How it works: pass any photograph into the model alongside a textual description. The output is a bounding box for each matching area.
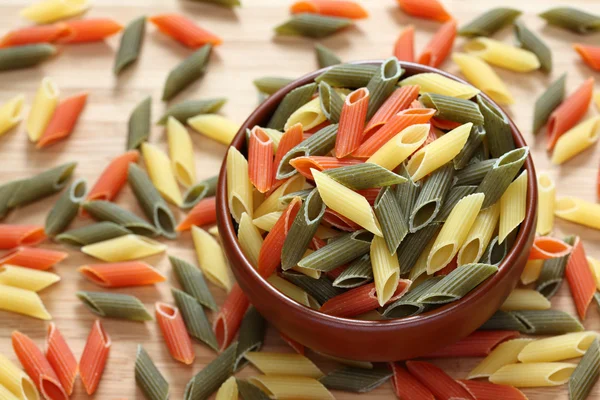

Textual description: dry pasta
[464,37,541,72]
[141,142,182,206]
[26,77,58,142]
[167,117,196,187]
[399,72,480,99]
[0,284,50,320]
[555,197,600,230]
[192,226,232,291]
[81,234,167,262]
[227,147,253,223]
[452,52,514,105]
[188,114,240,145]
[499,170,528,243]
[536,172,555,235]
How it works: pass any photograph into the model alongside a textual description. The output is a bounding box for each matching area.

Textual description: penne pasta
[177,197,216,231]
[0,284,50,320]
[552,116,600,164]
[156,302,195,365]
[0,95,25,137]
[464,37,540,72]
[57,18,122,44]
[135,346,169,400]
[0,24,67,47]
[79,261,165,288]
[533,74,566,134]
[366,123,429,170]
[268,275,319,309]
[20,0,89,24]
[458,8,521,37]
[457,202,500,265]
[248,127,274,194]
[521,259,544,285]
[490,362,576,387]
[290,0,368,19]
[390,363,434,400]
[26,77,59,143]
[424,330,520,358]
[170,255,216,310]
[0,225,45,250]
[518,332,599,363]
[182,175,218,210]
[458,380,527,400]
[320,366,392,393]
[171,288,218,350]
[274,14,353,39]
[393,26,414,62]
[192,226,232,290]
[0,45,56,71]
[284,97,326,132]
[248,376,334,400]
[188,114,239,146]
[184,344,237,400]
[245,352,323,378]
[500,289,551,311]
[399,72,480,99]
[81,234,166,262]
[45,178,87,236]
[167,117,196,187]
[477,147,529,209]
[113,16,146,75]
[529,236,571,260]
[569,337,600,400]
[226,147,253,222]
[574,44,600,71]
[235,306,267,370]
[514,20,552,73]
[335,88,369,157]
[86,150,139,204]
[452,53,514,105]
[79,320,110,395]
[418,20,456,68]
[45,323,77,396]
[150,13,221,48]
[365,57,403,120]
[56,222,131,247]
[370,235,400,306]
[555,196,600,230]
[499,170,528,243]
[468,338,534,379]
[0,353,39,400]
[164,45,213,101]
[214,284,250,351]
[536,235,577,298]
[406,361,473,400]
[141,142,182,206]
[396,0,452,22]
[0,265,59,292]
[0,247,67,270]
[539,7,600,34]
[215,376,238,400]
[565,237,596,320]
[83,200,157,237]
[536,173,555,235]
[314,43,341,68]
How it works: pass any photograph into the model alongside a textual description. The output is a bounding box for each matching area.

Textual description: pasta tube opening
[429,243,455,271]
[556,197,577,213]
[464,40,487,53]
[538,174,553,190]
[8,95,24,121]
[42,77,59,99]
[53,163,77,190]
[78,267,106,286]
[22,377,38,400]
[156,207,176,235]
[576,334,597,352]
[548,367,576,384]
[459,239,481,265]
[41,379,67,400]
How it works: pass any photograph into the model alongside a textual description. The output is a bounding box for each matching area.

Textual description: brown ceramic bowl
[217,61,537,361]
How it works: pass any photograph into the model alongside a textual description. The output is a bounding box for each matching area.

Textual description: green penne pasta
[76,291,153,321]
[320,366,393,393]
[157,98,227,125]
[458,8,522,37]
[45,178,87,236]
[253,76,294,95]
[514,20,552,73]
[315,63,378,88]
[135,345,169,400]
[397,223,439,275]
[184,342,237,400]
[0,180,22,220]
[236,379,270,400]
[454,125,485,169]
[298,230,373,272]
[278,189,313,209]
[8,162,76,208]
[395,163,420,209]
[324,163,406,190]
[276,123,338,179]
[162,44,212,101]
[0,44,56,71]
[418,263,498,304]
[479,310,528,331]
[83,200,158,237]
[315,44,341,68]
[569,338,600,400]
[127,96,151,150]
[235,307,266,370]
[383,276,443,318]
[420,93,484,125]
[56,222,132,246]
[477,96,515,158]
[282,271,344,304]
[455,159,496,186]
[267,82,317,130]
[189,0,241,6]
[532,74,566,134]
[128,164,177,239]
[365,57,404,119]
[172,288,218,350]
[281,189,325,270]
[318,81,344,123]
[512,310,584,335]
[434,185,478,223]
[374,186,408,255]
[536,235,575,298]
[539,7,600,34]
[114,16,146,75]
[170,256,217,311]
[274,14,353,38]
[480,236,509,266]
[476,147,529,209]
[409,163,454,233]
[181,176,218,210]
[332,254,373,288]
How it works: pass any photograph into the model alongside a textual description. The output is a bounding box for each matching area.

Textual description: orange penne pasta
[86,150,140,203]
[290,0,368,19]
[12,331,68,400]
[431,117,461,130]
[547,77,594,150]
[364,85,420,137]
[249,127,275,193]
[354,108,436,157]
[0,225,46,249]
[58,18,122,44]
[213,283,250,351]
[423,330,519,358]
[37,93,88,148]
[335,88,370,157]
[289,156,362,180]
[396,0,452,22]
[574,44,600,71]
[0,246,67,270]
[149,14,222,48]
[418,20,456,68]
[391,363,435,400]
[393,26,415,63]
[565,237,596,320]
[273,123,304,180]
[78,261,166,287]
[46,323,78,395]
[528,236,572,260]
[79,320,111,395]
[155,302,195,364]
[355,188,380,206]
[280,331,305,355]
[457,380,527,400]
[406,361,473,400]
[0,24,69,47]
[323,208,362,231]
[176,197,217,231]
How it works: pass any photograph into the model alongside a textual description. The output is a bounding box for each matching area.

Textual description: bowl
[216,61,538,361]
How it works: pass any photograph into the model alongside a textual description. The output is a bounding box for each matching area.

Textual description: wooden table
[0,0,599,398]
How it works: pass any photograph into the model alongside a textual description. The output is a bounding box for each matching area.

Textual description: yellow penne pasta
[26,77,59,142]
[500,288,551,311]
[399,73,480,99]
[0,284,50,320]
[244,352,324,379]
[0,353,39,400]
[20,0,89,24]
[409,234,438,281]
[267,275,319,309]
[489,363,576,387]
[192,226,232,291]
[81,234,167,262]
[0,265,60,292]
[518,332,599,363]
[427,193,484,274]
[253,188,265,212]
[167,117,196,187]
[0,384,20,400]
[452,53,514,105]
[457,202,500,265]
[238,212,263,268]
[499,170,528,243]
[464,38,540,72]
[252,211,282,232]
[588,257,600,291]
[284,97,326,131]
[551,117,600,165]
[141,142,182,206]
[407,123,472,181]
[520,259,544,285]
[366,124,430,170]
[468,338,533,379]
[188,114,240,145]
[227,147,253,223]
[595,92,600,110]
[215,376,237,400]
[248,376,334,400]
[208,225,220,237]
[555,196,600,230]
[313,170,382,236]
[371,235,400,306]
[0,95,25,137]
[262,128,282,151]
[253,175,305,218]
[291,265,321,279]
[536,172,555,235]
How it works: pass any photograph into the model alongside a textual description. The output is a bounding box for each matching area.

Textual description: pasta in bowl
[217,59,537,361]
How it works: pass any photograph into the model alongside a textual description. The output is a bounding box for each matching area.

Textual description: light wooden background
[0,0,599,399]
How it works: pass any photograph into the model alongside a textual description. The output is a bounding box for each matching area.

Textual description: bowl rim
[217,60,538,330]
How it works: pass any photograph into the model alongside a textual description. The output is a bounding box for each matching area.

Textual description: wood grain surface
[0,0,599,399]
